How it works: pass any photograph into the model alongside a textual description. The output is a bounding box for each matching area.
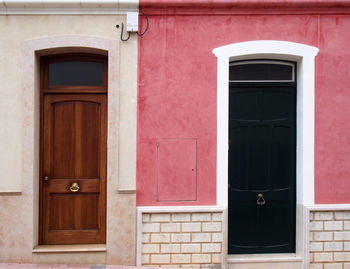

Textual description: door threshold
[227,253,302,263]
[33,244,106,253]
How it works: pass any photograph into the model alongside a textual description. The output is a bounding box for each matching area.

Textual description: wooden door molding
[40,53,108,94]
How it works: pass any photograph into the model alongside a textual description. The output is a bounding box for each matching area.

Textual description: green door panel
[228,85,296,254]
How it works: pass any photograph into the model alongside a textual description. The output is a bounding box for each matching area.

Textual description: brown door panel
[41,93,107,245]
[45,230,103,245]
[44,179,100,193]
[48,193,99,230]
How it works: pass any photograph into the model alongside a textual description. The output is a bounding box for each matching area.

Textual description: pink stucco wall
[137,2,350,205]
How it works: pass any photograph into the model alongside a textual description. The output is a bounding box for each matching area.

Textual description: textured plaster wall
[137,9,350,205]
[0,14,137,192]
[315,16,350,203]
[137,12,319,205]
[0,15,137,264]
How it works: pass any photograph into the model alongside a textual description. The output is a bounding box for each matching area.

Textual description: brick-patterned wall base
[310,211,350,269]
[141,212,223,267]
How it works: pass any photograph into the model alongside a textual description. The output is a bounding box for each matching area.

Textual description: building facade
[136,1,350,269]
[0,0,138,265]
[1,1,350,269]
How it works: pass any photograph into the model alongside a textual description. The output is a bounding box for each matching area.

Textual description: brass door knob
[256,193,266,206]
[70,182,80,192]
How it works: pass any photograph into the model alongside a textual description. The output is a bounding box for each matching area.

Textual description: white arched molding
[213,41,318,266]
[212,40,319,208]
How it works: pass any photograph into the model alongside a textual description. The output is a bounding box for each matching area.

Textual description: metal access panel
[157,138,197,202]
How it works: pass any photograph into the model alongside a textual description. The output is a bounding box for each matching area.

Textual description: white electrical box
[126,12,139,32]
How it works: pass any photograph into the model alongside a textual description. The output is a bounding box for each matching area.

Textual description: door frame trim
[213,40,319,268]
[22,35,119,249]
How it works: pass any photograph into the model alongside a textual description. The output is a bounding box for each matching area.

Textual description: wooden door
[41,94,107,244]
[40,54,107,245]
[228,84,296,253]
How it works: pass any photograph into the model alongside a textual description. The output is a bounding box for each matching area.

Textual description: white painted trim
[212,40,319,207]
[221,208,228,269]
[0,0,138,14]
[307,204,350,211]
[227,253,303,263]
[212,40,319,268]
[138,206,226,213]
[303,205,311,269]
[136,208,143,267]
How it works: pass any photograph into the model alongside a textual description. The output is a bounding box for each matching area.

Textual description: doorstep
[32,245,106,265]
[33,244,106,253]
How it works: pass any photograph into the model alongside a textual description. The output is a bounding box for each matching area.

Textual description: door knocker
[256,193,266,206]
[70,182,80,192]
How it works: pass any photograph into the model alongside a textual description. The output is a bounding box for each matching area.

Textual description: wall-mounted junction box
[127,12,139,32]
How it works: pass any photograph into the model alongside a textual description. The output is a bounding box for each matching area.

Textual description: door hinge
[157,140,159,148]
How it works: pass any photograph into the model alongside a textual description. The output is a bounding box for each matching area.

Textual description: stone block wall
[310,211,350,269]
[141,212,223,267]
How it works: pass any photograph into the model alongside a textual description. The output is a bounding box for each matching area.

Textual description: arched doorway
[39,54,107,244]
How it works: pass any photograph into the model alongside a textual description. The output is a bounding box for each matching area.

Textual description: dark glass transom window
[49,61,105,86]
[229,60,295,82]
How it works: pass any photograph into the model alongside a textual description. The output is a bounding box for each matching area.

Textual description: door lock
[43,176,49,181]
[256,193,266,206]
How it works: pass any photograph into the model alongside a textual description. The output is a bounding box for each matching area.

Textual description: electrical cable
[117,10,149,42]
[120,22,131,42]
[137,10,149,37]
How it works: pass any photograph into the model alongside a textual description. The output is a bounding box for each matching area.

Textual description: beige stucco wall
[0,14,137,264]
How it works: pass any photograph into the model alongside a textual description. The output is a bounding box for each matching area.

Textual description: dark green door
[228,80,296,254]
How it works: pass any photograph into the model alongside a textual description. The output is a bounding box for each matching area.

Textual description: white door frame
[213,40,319,267]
